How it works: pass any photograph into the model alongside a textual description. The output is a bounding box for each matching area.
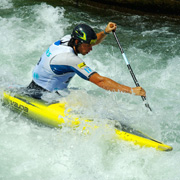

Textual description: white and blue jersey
[32,35,96,92]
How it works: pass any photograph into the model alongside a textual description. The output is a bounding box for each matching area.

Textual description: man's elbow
[89,73,105,87]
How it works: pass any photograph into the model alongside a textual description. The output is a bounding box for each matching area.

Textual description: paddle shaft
[113,31,152,111]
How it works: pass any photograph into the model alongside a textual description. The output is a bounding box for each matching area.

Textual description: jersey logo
[84,67,92,73]
[46,48,51,57]
[78,62,86,69]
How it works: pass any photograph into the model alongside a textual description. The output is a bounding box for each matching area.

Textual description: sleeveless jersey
[32,35,96,92]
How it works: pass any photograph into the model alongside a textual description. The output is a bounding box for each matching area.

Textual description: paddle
[112,31,152,111]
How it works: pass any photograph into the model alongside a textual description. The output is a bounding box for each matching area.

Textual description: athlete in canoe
[27,22,146,97]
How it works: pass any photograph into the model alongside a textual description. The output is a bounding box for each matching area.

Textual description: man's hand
[131,87,146,97]
[105,22,117,33]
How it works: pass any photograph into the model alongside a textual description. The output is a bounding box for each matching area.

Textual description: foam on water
[0,1,67,87]
[0,1,180,179]
[0,0,13,9]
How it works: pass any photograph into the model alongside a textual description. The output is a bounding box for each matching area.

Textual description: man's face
[78,43,92,55]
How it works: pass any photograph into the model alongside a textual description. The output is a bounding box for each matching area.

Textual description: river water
[0,0,180,179]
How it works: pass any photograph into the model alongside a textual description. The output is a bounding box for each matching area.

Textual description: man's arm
[89,72,146,96]
[93,22,117,45]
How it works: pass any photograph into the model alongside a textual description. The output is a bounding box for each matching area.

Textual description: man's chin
[81,51,90,55]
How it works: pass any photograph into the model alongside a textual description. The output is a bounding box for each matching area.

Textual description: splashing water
[0,1,180,179]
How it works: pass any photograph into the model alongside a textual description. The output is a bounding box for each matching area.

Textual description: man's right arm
[89,72,146,96]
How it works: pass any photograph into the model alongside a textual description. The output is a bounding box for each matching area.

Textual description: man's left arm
[93,22,117,45]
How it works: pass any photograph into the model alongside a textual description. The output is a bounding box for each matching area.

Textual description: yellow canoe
[2,90,173,151]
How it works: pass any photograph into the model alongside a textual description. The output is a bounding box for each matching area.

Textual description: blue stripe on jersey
[71,67,88,80]
[50,65,74,75]
[54,40,61,46]
[50,65,88,80]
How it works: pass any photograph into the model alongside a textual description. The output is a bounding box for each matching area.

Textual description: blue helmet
[71,24,97,45]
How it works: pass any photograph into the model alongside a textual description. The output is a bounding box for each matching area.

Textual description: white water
[0,1,180,179]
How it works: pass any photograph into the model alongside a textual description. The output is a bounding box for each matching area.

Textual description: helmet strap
[68,38,80,55]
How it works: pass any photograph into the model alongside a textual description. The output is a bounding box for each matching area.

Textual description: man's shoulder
[51,34,72,53]
[60,35,71,43]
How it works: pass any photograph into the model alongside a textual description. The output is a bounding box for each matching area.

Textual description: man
[27,22,146,98]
